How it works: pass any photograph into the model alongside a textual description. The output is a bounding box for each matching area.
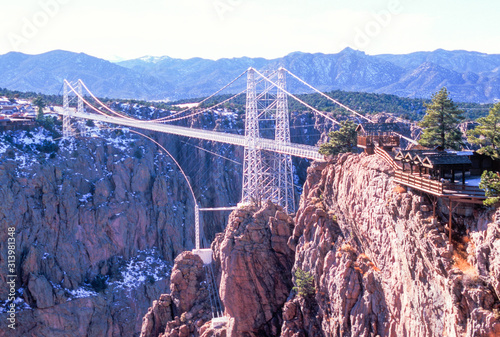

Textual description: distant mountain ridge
[0,48,499,103]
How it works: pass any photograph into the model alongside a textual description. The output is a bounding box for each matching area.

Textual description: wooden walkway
[375,147,486,204]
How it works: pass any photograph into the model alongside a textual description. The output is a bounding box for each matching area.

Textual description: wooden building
[356,123,400,154]
[394,150,472,184]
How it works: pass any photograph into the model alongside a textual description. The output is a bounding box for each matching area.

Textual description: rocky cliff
[0,126,241,337]
[143,152,500,337]
[283,153,500,336]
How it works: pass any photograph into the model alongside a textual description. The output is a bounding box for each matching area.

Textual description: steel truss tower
[241,68,295,212]
[241,68,263,206]
[274,68,295,212]
[62,80,85,138]
[62,81,73,138]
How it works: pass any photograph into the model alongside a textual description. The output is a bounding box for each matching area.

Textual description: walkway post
[448,199,453,243]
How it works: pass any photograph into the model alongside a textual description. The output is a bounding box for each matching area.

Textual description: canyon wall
[143,152,500,337]
[0,127,241,337]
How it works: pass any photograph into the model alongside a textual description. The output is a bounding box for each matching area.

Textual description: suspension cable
[157,70,276,123]
[283,68,373,123]
[77,80,141,121]
[180,140,242,165]
[251,68,340,125]
[152,69,249,122]
[158,89,246,123]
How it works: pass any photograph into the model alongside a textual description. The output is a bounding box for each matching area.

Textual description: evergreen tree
[293,268,315,298]
[468,102,500,159]
[33,96,46,120]
[319,120,358,156]
[418,87,464,150]
[479,170,500,206]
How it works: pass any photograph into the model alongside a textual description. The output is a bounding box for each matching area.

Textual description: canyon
[0,112,498,336]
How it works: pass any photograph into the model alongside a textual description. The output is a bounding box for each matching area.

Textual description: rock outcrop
[142,201,296,337]
[141,251,213,337]
[282,153,500,337]
[213,201,295,336]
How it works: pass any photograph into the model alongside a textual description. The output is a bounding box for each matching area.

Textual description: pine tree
[418,87,464,150]
[33,96,46,120]
[319,120,358,156]
[479,170,500,206]
[293,268,315,298]
[468,102,500,159]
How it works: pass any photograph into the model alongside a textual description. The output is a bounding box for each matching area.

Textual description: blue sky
[1,0,499,60]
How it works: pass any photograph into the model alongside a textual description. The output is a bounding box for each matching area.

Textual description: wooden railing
[357,135,400,148]
[394,170,444,195]
[374,146,401,170]
[394,171,486,199]
[443,183,485,197]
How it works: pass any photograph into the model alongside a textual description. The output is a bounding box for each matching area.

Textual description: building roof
[422,154,472,167]
[355,123,401,134]
[395,150,440,162]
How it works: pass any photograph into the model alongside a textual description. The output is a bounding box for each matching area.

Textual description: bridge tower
[241,68,295,212]
[62,81,73,138]
[62,80,85,138]
[241,68,264,206]
[274,68,295,212]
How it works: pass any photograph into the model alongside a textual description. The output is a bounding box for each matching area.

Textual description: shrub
[479,171,500,206]
[36,140,59,153]
[293,268,315,298]
[133,148,143,159]
[90,274,108,293]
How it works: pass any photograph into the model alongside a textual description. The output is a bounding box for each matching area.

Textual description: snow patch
[69,287,98,299]
[112,248,171,290]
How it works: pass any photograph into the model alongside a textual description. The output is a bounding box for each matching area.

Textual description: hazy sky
[1,0,499,60]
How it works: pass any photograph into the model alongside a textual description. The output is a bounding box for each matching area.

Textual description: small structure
[421,154,472,184]
[192,249,213,265]
[356,123,400,154]
[211,317,228,328]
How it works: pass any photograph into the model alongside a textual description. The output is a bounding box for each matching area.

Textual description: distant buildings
[0,96,37,130]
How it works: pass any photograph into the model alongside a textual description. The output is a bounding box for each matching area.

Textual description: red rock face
[213,201,295,336]
[143,152,500,337]
[0,134,240,337]
[282,153,500,337]
[142,202,296,337]
[141,251,213,337]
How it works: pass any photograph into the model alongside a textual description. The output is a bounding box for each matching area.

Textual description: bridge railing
[358,135,400,148]
[374,146,400,170]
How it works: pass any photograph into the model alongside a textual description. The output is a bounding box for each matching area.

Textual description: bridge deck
[56,109,325,161]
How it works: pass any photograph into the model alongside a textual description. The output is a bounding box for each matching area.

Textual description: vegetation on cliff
[318,120,358,157]
[418,87,465,150]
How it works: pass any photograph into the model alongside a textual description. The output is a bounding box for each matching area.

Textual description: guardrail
[443,183,485,196]
[358,135,400,148]
[394,170,444,195]
[374,146,400,170]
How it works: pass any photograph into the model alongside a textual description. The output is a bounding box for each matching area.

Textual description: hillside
[0,50,173,100]
[1,49,500,103]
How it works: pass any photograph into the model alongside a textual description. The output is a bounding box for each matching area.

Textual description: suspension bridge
[56,67,376,323]
[57,67,376,244]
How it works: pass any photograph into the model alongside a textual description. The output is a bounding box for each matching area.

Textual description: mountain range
[0,48,499,103]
